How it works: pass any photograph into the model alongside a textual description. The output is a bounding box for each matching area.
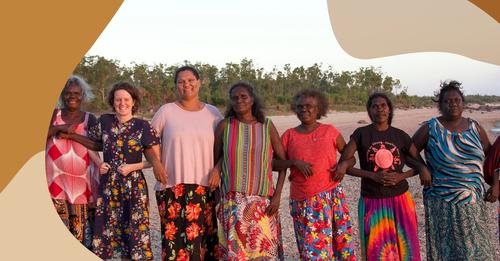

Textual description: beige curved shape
[0,152,100,260]
[327,0,500,65]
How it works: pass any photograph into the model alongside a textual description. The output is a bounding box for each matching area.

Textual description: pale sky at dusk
[87,0,500,96]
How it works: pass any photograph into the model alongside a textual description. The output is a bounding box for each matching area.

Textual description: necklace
[297,122,319,134]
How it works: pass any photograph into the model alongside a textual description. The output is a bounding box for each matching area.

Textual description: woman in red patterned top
[281,89,355,260]
[45,75,102,248]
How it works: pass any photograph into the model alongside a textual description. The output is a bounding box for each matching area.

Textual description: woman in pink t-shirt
[281,89,355,260]
[151,66,222,260]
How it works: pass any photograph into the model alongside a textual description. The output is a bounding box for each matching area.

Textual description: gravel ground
[142,168,500,260]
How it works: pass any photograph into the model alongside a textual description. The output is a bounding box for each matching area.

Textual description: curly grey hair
[58,75,94,108]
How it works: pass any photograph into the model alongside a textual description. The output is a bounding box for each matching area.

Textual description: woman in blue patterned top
[413,80,494,260]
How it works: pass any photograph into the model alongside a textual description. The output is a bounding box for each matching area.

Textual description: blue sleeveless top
[424,117,486,205]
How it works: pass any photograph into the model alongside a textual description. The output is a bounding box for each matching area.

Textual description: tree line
[73,55,500,116]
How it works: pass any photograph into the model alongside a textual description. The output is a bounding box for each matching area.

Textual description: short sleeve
[350,127,362,150]
[281,129,291,153]
[141,120,160,148]
[208,105,224,129]
[328,125,340,149]
[400,130,412,153]
[86,112,98,131]
[88,117,102,142]
[151,105,166,137]
[212,106,223,121]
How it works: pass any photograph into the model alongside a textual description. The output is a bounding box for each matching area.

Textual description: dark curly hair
[433,80,465,113]
[174,65,200,84]
[107,81,141,114]
[225,81,266,123]
[290,89,329,119]
[366,92,394,125]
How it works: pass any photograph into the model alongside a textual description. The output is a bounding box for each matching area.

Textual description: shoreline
[270,107,499,141]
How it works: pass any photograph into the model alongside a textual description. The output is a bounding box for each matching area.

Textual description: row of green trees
[73,55,499,115]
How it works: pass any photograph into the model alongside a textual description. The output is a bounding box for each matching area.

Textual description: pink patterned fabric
[45,110,98,204]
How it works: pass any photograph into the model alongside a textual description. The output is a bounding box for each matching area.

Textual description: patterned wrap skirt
[359,191,421,261]
[424,196,494,261]
[92,171,153,261]
[156,183,219,261]
[52,199,94,249]
[218,191,284,261]
[289,185,355,260]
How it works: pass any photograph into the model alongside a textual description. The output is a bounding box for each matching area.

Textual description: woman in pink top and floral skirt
[151,66,223,261]
[281,89,355,260]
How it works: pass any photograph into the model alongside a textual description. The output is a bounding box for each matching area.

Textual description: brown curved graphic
[470,0,500,23]
[0,1,123,192]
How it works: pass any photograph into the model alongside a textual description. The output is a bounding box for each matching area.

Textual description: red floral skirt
[156,183,220,261]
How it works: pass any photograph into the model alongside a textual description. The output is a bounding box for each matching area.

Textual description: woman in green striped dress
[208,81,287,260]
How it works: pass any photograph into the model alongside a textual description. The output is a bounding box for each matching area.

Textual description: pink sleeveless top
[45,110,99,204]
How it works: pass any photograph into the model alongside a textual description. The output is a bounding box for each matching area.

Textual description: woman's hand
[52,124,71,138]
[371,171,385,184]
[381,171,406,186]
[55,123,78,139]
[99,162,110,175]
[153,165,167,185]
[117,164,135,176]
[293,160,313,178]
[58,123,76,134]
[266,193,281,216]
[207,167,221,190]
[419,168,432,187]
[143,146,167,185]
[485,183,499,203]
[331,161,348,182]
[88,202,96,209]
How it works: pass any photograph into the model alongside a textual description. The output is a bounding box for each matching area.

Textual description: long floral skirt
[156,183,219,261]
[289,185,355,260]
[424,196,494,261]
[52,199,94,249]
[359,191,421,261]
[92,171,152,260]
[218,191,284,260]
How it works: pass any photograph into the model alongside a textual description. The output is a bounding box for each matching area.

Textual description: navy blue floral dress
[89,114,159,261]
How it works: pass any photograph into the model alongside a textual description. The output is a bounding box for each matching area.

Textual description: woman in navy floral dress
[89,82,166,261]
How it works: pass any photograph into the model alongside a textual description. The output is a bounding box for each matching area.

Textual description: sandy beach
[142,107,499,260]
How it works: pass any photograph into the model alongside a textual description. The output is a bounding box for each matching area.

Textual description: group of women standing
[46,69,498,261]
